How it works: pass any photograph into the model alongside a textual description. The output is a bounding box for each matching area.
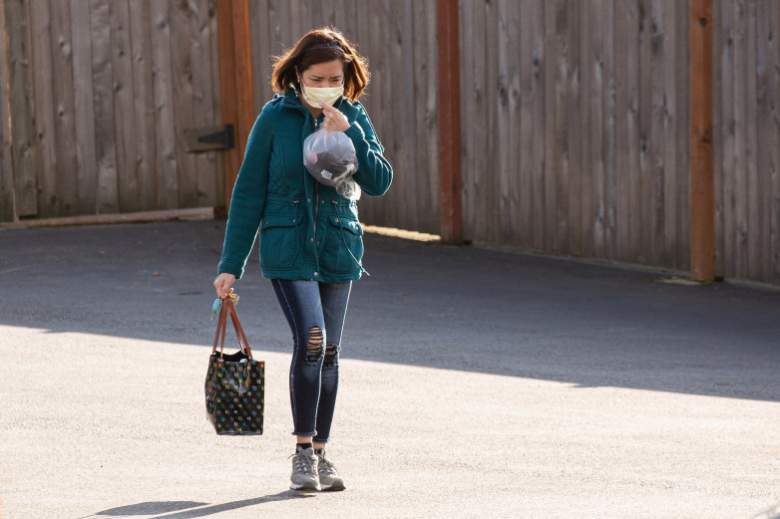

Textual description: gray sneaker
[288,447,320,492]
[316,448,345,491]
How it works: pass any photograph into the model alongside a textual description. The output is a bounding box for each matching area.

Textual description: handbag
[204,289,265,435]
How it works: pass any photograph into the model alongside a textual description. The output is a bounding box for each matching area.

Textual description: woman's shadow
[77,491,316,518]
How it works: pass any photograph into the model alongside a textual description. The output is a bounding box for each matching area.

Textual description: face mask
[298,75,344,108]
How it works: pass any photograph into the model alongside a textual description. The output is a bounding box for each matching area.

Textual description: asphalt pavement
[1,219,778,519]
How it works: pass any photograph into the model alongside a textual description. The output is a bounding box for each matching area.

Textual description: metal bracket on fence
[184,124,235,152]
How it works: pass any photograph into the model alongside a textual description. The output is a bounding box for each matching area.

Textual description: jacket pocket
[259,211,304,269]
[321,215,364,274]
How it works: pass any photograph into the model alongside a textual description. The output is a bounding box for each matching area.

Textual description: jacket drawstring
[337,227,371,277]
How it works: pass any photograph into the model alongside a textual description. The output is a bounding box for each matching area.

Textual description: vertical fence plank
[533,0,547,252]
[603,0,617,260]
[484,0,498,243]
[745,0,759,280]
[614,1,639,261]
[676,0,690,270]
[734,0,749,279]
[713,0,724,277]
[49,0,79,215]
[30,0,60,217]
[399,0,417,231]
[191,0,218,208]
[379,0,394,225]
[459,0,473,240]
[544,0,563,253]
[466,0,488,242]
[0,0,13,222]
[71,0,98,213]
[2,0,38,220]
[364,0,384,225]
[389,0,403,229]
[566,0,581,255]
[656,0,685,266]
[149,0,179,209]
[649,0,666,266]
[477,0,490,242]
[208,0,223,206]
[770,0,780,285]
[519,0,546,251]
[755,0,772,281]
[128,0,158,210]
[628,1,642,263]
[580,0,593,258]
[413,0,438,233]
[638,0,652,264]
[690,0,715,280]
[89,0,120,214]
[170,2,199,208]
[499,0,522,244]
[718,0,734,277]
[581,0,596,258]
[496,0,512,243]
[251,0,272,102]
[111,0,142,212]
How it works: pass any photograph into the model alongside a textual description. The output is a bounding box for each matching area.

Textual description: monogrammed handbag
[205,290,265,435]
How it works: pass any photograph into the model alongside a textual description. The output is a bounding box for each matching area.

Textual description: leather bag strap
[211,294,253,361]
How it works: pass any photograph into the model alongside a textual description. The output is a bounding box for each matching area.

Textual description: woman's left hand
[321,103,350,132]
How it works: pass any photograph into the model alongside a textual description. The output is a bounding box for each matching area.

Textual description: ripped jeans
[270,278,352,443]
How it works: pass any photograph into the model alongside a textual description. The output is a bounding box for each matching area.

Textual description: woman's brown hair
[270,27,370,101]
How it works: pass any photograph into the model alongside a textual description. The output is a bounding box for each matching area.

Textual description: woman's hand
[321,103,350,132]
[213,273,236,298]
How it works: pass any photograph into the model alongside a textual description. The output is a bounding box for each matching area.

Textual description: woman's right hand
[213,273,236,299]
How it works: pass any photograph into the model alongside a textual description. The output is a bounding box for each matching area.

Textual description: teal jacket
[217,87,393,283]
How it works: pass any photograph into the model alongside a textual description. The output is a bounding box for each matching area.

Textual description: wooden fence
[457,0,778,285]
[715,0,779,285]
[0,0,223,221]
[1,0,778,285]
[460,0,692,271]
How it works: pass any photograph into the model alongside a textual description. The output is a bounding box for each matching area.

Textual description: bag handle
[211,291,254,362]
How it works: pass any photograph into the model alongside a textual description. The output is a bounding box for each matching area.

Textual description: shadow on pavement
[1,220,779,403]
[79,491,312,518]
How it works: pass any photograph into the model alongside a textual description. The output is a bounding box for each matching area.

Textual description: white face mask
[298,75,344,108]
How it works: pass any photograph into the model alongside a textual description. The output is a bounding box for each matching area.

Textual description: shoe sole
[290,482,321,493]
[320,481,346,492]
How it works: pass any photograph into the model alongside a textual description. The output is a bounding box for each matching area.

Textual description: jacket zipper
[313,115,320,262]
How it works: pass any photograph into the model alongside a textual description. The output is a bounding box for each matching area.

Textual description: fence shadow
[1,220,779,404]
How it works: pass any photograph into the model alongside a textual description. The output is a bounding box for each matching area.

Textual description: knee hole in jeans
[305,325,324,363]
[324,342,340,368]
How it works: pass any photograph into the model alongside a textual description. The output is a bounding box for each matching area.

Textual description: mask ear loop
[295,69,303,94]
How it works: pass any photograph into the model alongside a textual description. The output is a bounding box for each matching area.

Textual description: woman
[212,27,393,493]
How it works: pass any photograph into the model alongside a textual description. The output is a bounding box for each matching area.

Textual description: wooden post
[215,0,255,216]
[689,0,715,281]
[436,0,464,243]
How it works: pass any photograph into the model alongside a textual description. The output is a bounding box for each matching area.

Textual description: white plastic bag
[303,128,361,200]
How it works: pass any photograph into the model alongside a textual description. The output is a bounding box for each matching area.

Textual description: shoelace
[288,452,317,475]
[317,453,337,475]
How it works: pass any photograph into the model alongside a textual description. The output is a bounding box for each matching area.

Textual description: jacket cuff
[217,260,243,280]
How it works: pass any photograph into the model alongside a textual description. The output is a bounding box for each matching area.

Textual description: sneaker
[315,448,346,491]
[288,446,321,492]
